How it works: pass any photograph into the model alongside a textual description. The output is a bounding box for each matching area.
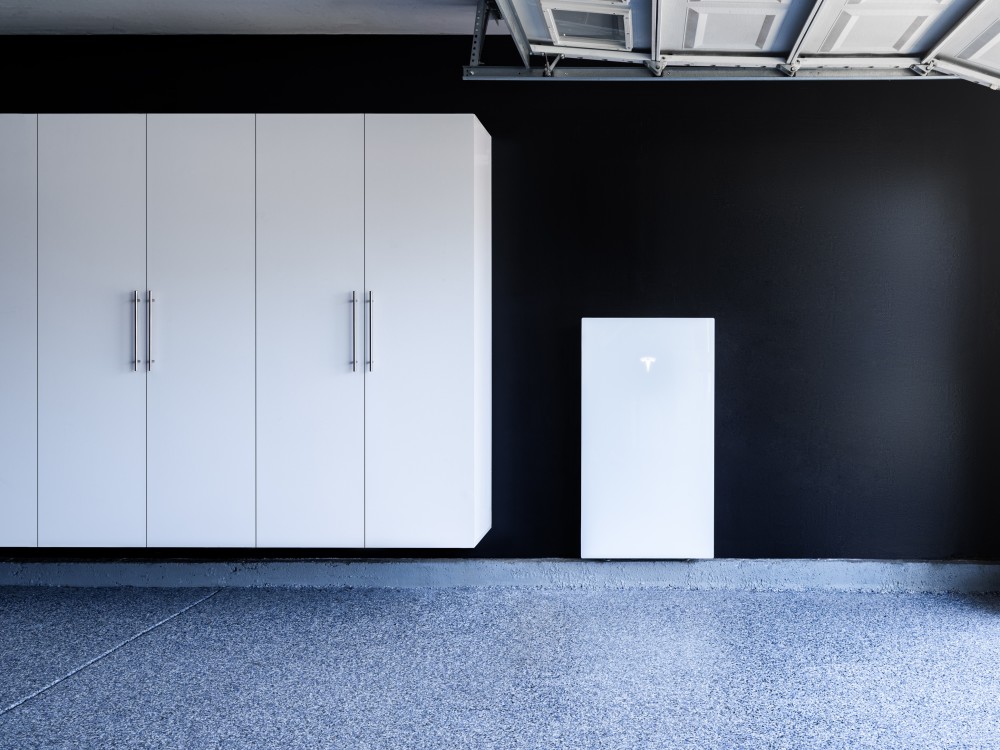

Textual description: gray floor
[1,587,999,749]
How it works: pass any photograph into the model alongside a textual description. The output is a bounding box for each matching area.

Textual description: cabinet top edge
[581,317,716,322]
[30,112,482,117]
[31,112,491,136]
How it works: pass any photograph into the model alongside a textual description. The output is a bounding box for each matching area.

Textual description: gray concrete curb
[1,559,999,592]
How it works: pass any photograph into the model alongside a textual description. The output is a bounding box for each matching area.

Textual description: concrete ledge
[1,559,1000,592]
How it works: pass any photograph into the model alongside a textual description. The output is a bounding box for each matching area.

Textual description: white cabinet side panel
[0,115,38,547]
[38,115,147,547]
[473,118,492,545]
[364,114,476,548]
[581,318,714,559]
[256,114,365,548]
[147,114,255,547]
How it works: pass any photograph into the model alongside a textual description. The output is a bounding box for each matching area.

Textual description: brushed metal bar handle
[132,290,140,372]
[146,291,154,372]
[367,291,373,372]
[351,291,357,373]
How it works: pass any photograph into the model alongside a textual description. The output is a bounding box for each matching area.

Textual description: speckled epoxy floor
[1,586,999,749]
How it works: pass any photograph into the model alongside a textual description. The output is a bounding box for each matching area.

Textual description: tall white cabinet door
[37,115,147,547]
[364,114,485,548]
[256,114,365,548]
[146,114,255,547]
[0,115,38,547]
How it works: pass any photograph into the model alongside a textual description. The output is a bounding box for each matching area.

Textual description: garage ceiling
[3,0,998,88]
[471,0,1000,88]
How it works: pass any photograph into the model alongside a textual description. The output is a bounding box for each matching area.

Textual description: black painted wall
[4,35,1000,560]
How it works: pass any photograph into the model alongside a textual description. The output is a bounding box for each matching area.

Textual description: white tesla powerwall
[581,318,715,559]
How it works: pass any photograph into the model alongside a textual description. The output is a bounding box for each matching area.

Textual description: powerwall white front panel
[581,318,714,559]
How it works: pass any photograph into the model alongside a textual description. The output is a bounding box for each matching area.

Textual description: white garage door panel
[798,0,954,55]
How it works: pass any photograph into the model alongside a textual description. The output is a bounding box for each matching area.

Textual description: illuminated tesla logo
[640,356,656,373]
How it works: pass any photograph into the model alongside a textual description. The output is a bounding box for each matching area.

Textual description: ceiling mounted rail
[466,0,1000,88]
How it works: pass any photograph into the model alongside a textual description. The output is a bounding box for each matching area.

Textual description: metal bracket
[644,59,667,77]
[777,61,799,77]
[492,0,533,68]
[470,0,502,67]
[931,58,1000,89]
[910,60,936,77]
[543,54,564,76]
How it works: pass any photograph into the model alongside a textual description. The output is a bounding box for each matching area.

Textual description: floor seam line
[0,588,221,717]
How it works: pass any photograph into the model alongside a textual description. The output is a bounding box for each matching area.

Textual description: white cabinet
[581,318,714,559]
[0,115,38,547]
[255,114,365,548]
[2,113,491,549]
[146,115,256,547]
[256,114,491,549]
[364,114,492,548]
[34,114,254,549]
[37,115,148,547]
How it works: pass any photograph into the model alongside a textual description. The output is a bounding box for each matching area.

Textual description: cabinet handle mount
[146,291,154,372]
[351,291,357,373]
[367,291,373,373]
[132,290,140,372]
